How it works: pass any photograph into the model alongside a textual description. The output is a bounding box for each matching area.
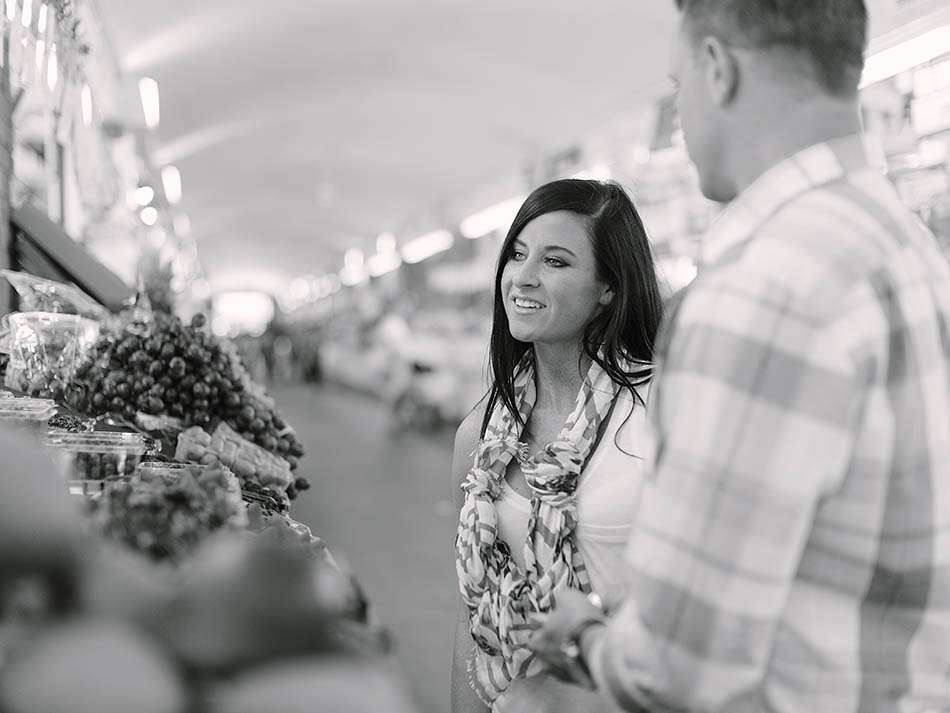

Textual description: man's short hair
[674,0,868,97]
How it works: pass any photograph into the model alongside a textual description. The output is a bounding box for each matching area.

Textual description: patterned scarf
[455,350,621,706]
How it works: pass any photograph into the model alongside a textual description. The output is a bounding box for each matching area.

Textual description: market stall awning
[11,203,134,312]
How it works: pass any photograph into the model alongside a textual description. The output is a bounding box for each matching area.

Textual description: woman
[452,179,663,713]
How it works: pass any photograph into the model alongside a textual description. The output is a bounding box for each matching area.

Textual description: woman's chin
[507,326,537,343]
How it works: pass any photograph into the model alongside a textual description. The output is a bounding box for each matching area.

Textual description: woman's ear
[599,287,613,306]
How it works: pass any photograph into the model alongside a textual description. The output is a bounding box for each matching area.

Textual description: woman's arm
[450,405,491,713]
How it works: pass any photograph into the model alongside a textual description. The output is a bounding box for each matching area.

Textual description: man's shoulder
[698,185,909,320]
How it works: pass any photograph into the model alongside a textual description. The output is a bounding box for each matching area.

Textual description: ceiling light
[460,196,525,239]
[368,252,402,277]
[401,229,454,264]
[288,277,310,302]
[344,248,365,270]
[81,84,93,127]
[139,77,160,130]
[339,267,367,287]
[135,186,154,206]
[161,165,182,205]
[140,206,158,226]
[861,24,950,88]
[340,248,368,286]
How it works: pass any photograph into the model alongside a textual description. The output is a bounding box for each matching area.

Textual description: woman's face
[501,211,611,347]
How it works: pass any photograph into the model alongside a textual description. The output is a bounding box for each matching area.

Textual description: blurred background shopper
[451,179,662,712]
[531,1,950,712]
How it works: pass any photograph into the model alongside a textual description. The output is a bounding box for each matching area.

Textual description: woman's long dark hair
[480,179,663,436]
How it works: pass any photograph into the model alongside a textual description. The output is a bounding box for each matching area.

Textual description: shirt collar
[700,133,877,270]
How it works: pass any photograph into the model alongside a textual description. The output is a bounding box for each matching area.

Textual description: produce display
[86,462,247,562]
[0,270,391,710]
[65,310,310,500]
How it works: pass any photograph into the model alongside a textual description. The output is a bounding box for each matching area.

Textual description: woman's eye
[511,250,526,262]
[545,257,566,267]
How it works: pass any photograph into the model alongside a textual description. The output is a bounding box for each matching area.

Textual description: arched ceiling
[97,0,677,291]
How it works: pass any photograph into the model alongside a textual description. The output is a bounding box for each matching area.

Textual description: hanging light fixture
[140,206,158,226]
[401,229,454,263]
[81,84,93,127]
[139,77,160,130]
[161,165,182,205]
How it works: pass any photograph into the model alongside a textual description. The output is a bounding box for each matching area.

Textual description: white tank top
[494,386,649,600]
[490,386,649,713]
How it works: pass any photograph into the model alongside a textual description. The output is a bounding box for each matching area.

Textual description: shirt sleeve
[590,273,862,712]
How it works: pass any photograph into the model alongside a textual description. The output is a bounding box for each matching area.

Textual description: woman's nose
[515,259,541,287]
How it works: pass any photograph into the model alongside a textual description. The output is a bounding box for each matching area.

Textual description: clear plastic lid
[66,479,108,496]
[45,430,149,454]
[135,461,204,479]
[0,396,57,421]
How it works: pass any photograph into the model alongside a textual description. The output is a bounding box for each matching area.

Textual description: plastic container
[3,312,100,394]
[45,431,149,481]
[65,479,117,496]
[134,461,206,485]
[0,395,57,439]
[0,396,57,422]
[1,270,108,320]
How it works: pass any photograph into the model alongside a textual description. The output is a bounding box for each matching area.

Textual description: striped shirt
[590,133,950,712]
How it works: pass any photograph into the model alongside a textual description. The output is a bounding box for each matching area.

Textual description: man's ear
[700,35,739,107]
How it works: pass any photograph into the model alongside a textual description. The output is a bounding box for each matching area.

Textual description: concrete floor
[274,382,459,713]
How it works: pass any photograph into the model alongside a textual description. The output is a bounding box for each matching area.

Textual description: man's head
[669,0,868,201]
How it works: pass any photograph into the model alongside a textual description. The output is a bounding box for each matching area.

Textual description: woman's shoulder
[455,400,488,456]
[451,400,490,509]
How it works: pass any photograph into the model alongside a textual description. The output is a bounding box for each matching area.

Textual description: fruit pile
[66,312,308,499]
[86,462,247,562]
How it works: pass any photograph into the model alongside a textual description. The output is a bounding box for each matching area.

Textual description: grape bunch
[67,313,307,494]
[69,312,230,427]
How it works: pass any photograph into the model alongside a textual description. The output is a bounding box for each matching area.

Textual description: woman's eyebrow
[513,239,576,258]
[544,245,577,258]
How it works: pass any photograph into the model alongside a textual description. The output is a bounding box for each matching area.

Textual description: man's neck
[729,97,862,197]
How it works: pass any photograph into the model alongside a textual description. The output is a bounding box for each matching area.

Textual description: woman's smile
[511,295,547,313]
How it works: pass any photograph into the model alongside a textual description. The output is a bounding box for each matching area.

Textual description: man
[530,1,950,711]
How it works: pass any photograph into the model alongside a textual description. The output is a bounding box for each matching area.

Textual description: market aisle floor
[272,382,459,713]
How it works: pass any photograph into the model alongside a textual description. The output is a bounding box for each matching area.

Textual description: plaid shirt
[590,134,950,712]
